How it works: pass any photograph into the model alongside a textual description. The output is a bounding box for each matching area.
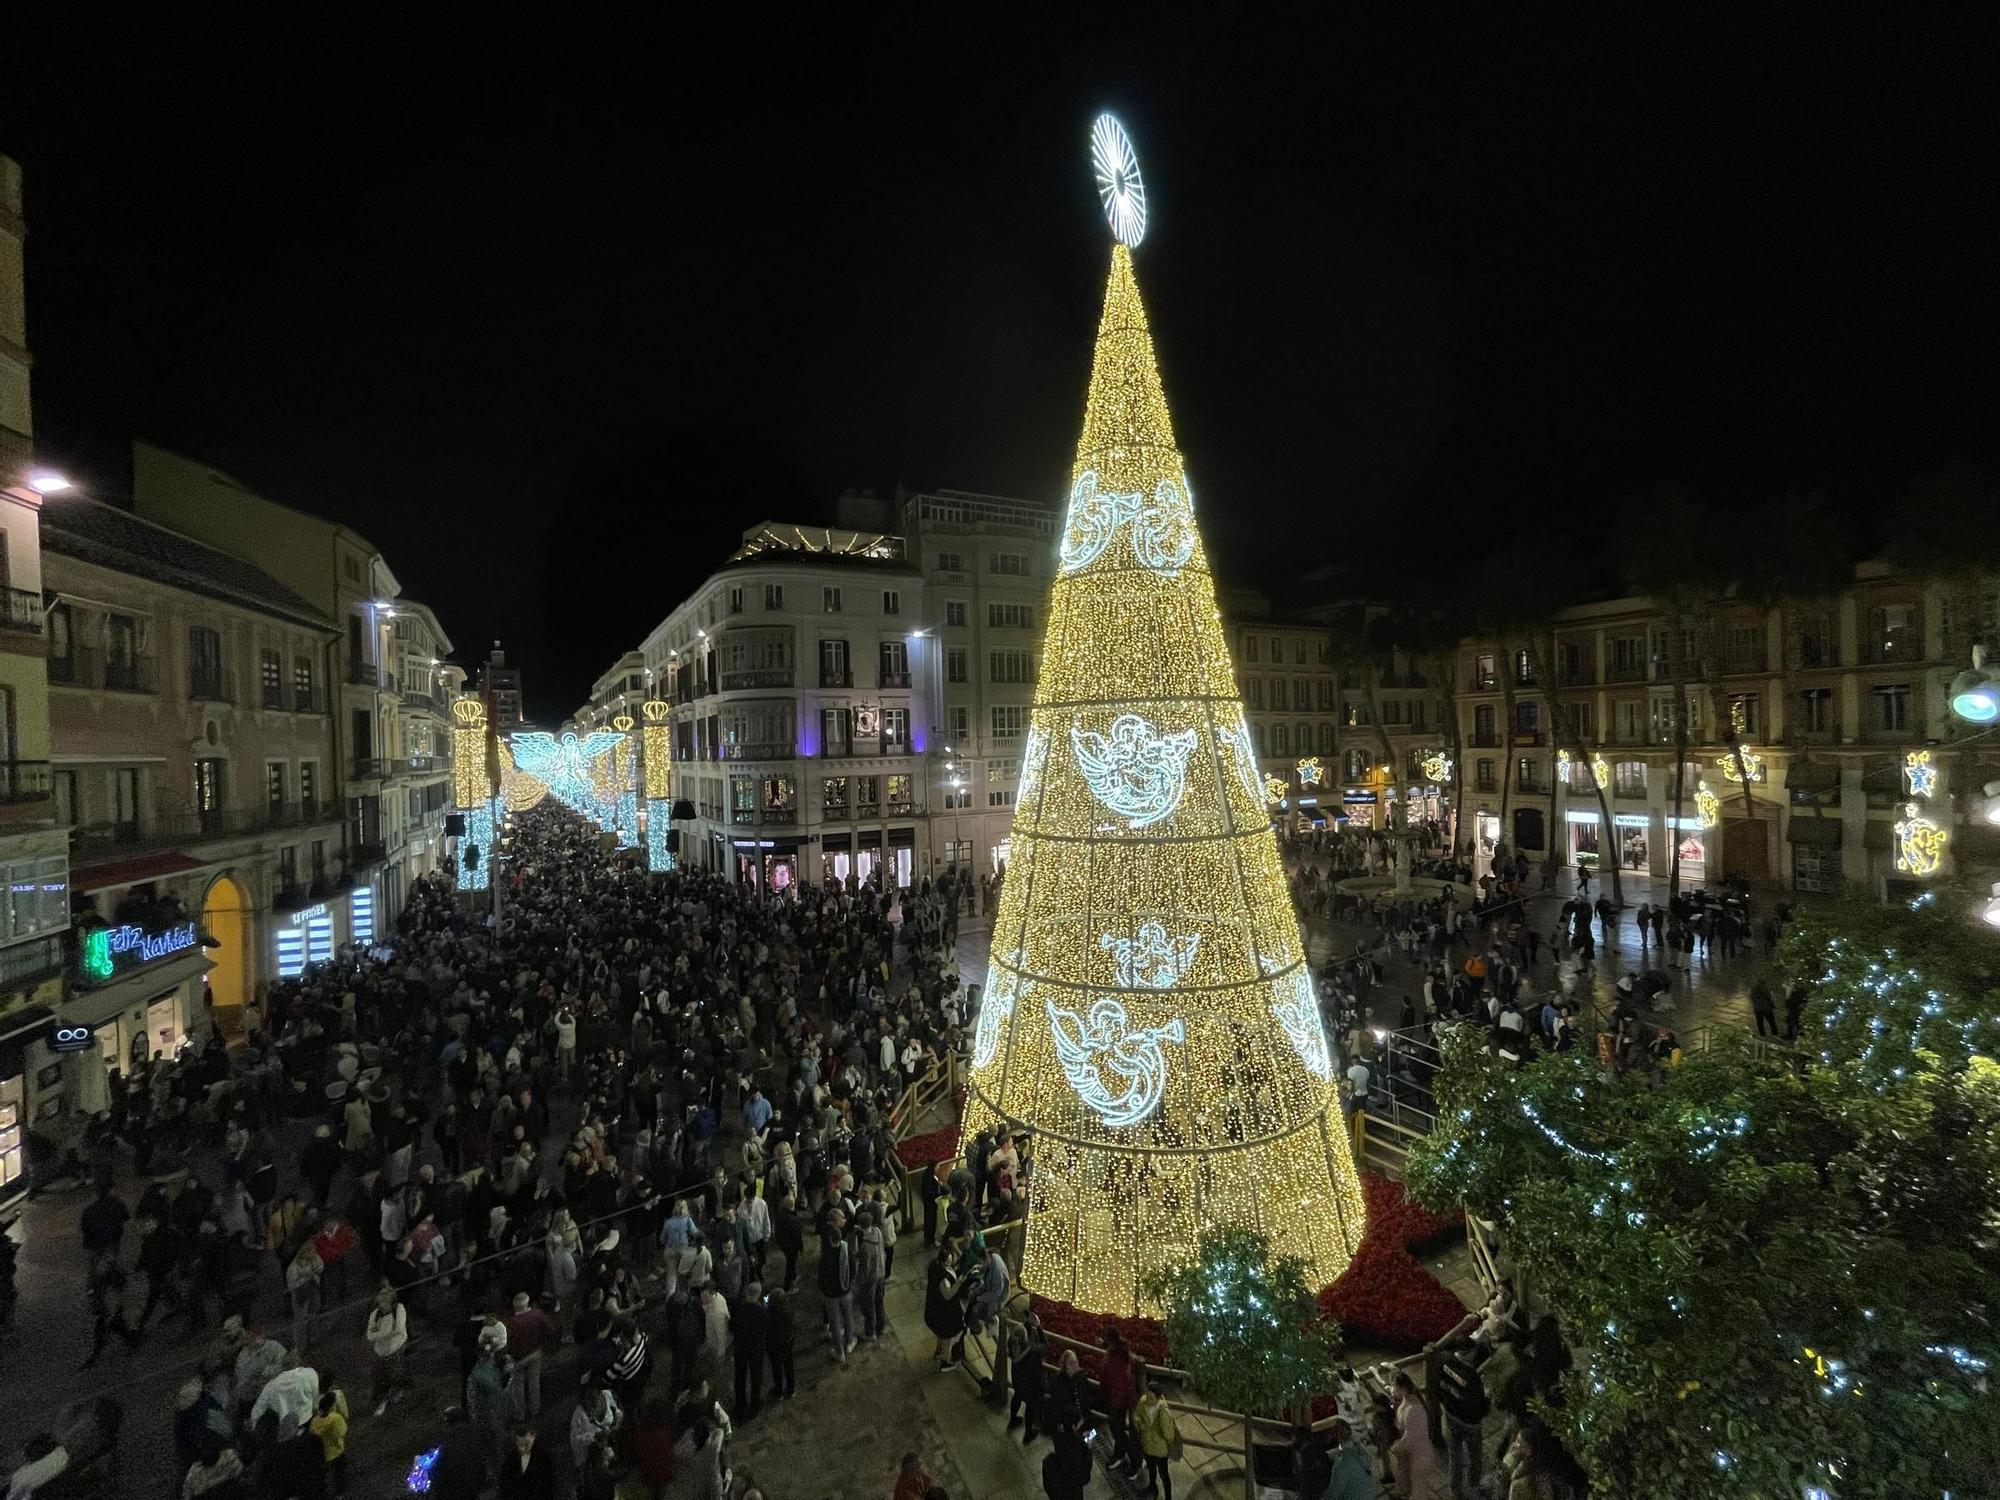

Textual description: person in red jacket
[311,1215,360,1306]
[1099,1328,1144,1478]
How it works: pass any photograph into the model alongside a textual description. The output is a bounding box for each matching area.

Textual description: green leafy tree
[1143,1226,1344,1418]
[1407,909,2000,1500]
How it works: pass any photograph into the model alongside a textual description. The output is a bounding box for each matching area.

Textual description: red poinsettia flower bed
[1029,1294,1173,1370]
[1021,1177,1468,1369]
[894,1125,961,1172]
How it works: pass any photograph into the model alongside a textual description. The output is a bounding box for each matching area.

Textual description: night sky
[4,11,1996,718]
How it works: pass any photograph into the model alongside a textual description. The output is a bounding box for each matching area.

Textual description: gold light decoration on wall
[958,193,1366,1317]
[641,700,673,801]
[1716,749,1765,783]
[1419,749,1453,783]
[452,697,491,809]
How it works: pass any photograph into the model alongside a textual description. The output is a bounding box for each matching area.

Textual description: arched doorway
[202,874,251,1035]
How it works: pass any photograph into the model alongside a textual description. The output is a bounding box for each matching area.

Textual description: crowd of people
[15,805,983,1500]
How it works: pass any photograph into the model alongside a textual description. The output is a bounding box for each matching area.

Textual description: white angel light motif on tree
[1046,996,1186,1128]
[1100,921,1199,990]
[971,953,1024,1069]
[1071,714,1199,828]
[1269,967,1333,1080]
[1057,470,1197,576]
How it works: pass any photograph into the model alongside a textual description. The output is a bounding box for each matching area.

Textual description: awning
[1784,761,1839,792]
[0,1004,56,1080]
[1786,816,1842,847]
[61,950,213,1028]
[73,851,211,894]
[1863,819,1893,851]
[1860,762,1904,797]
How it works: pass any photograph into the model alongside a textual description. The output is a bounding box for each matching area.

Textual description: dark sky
[4,10,1997,718]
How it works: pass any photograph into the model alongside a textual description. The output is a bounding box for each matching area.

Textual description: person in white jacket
[247,1359,319,1440]
[365,1287,408,1418]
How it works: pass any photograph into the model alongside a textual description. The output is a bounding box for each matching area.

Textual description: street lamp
[1949,647,1999,725]
[1983,881,2000,931]
[26,470,72,495]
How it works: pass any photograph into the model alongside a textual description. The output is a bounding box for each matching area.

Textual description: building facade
[0,158,80,1201]
[43,493,347,1051]
[575,650,648,733]
[477,642,524,728]
[1450,566,1999,897]
[636,522,931,889]
[129,444,458,931]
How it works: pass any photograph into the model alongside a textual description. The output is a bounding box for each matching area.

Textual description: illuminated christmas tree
[960,116,1367,1316]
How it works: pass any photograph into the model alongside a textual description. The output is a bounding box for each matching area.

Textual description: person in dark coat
[496,1425,556,1500]
[429,1408,490,1500]
[731,1282,768,1419]
[765,1286,796,1400]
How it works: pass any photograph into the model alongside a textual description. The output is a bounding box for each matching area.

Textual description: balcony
[0,587,43,634]
[764,807,797,825]
[48,649,159,694]
[1469,733,1502,748]
[1511,730,1543,746]
[403,756,440,775]
[347,658,391,688]
[71,800,333,858]
[401,687,438,712]
[1605,661,1647,683]
[731,808,757,825]
[350,840,389,868]
[819,669,853,689]
[1720,649,1767,675]
[1860,631,1924,666]
[0,761,52,805]
[878,671,911,689]
[887,799,916,816]
[718,742,795,761]
[350,758,393,781]
[719,669,794,691]
[1557,663,1596,686]
[1796,641,1841,669]
[189,672,230,704]
[261,685,285,709]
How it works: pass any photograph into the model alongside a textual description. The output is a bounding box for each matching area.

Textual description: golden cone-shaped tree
[962,242,1368,1316]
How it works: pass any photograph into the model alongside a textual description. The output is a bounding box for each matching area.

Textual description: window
[819,639,850,687]
[943,788,971,811]
[946,648,968,684]
[1609,636,1646,679]
[1797,612,1838,668]
[945,601,968,628]
[1317,680,1334,710]
[1286,680,1305,711]
[1473,704,1497,744]
[1269,638,1282,662]
[1799,687,1833,734]
[1518,757,1545,791]
[823,776,849,814]
[821,706,851,755]
[1513,649,1536,685]
[823,586,842,613]
[300,762,318,814]
[1474,653,1496,689]
[729,587,744,614]
[855,776,879,810]
[991,552,1028,576]
[1565,700,1593,739]
[293,655,315,711]
[880,640,909,685]
[1725,693,1759,737]
[189,626,224,701]
[1513,700,1539,736]
[1614,760,1646,797]
[266,762,286,812]
[1272,724,1290,755]
[52,769,76,827]
[1870,683,1911,731]
[886,773,912,809]
[936,552,963,573]
[763,584,784,610]
[1245,679,1263,709]
[991,705,1028,739]
[1723,624,1763,673]
[1476,758,1496,791]
[1558,641,1589,683]
[881,590,900,616]
[1866,603,1919,662]
[1318,724,1335,754]
[311,840,326,878]
[1615,699,1644,743]
[1412,701,1426,731]
[194,758,225,822]
[261,649,282,709]
[1294,641,1307,665]
[1244,636,1259,663]
[989,650,1036,684]
[730,776,757,821]
[883,707,908,747]
[988,760,1018,808]
[947,704,970,741]
[1344,749,1367,780]
[48,603,76,684]
[988,603,1034,630]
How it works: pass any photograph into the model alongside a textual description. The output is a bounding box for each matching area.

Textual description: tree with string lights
[1407,895,2000,1500]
